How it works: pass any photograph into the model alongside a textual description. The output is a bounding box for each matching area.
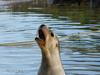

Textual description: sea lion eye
[51,32,54,37]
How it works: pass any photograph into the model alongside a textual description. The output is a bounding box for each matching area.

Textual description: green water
[0,1,100,75]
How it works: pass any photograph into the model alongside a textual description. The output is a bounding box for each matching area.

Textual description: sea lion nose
[40,24,46,28]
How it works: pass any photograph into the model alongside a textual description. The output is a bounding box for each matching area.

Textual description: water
[0,1,100,75]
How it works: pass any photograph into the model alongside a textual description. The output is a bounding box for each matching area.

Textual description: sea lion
[35,24,66,75]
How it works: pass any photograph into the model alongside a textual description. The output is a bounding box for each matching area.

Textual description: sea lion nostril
[35,37,39,40]
[40,24,46,28]
[39,29,45,40]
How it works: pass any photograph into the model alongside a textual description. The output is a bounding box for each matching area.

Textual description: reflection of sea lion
[35,25,66,75]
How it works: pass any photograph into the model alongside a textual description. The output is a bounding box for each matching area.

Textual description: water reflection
[0,1,100,75]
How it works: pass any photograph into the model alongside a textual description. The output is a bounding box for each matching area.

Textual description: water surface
[0,1,100,75]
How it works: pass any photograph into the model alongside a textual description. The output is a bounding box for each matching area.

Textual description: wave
[0,40,35,46]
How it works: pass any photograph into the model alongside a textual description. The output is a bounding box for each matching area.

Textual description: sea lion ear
[56,43,58,47]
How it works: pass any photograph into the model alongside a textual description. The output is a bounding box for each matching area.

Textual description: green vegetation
[9,2,100,25]
[31,5,100,25]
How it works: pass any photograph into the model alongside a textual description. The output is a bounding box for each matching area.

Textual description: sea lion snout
[39,24,46,29]
[35,24,49,41]
[35,24,49,47]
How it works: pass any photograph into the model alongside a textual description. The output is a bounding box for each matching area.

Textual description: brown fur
[35,25,66,75]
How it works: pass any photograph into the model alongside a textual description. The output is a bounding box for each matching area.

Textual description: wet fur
[35,25,66,75]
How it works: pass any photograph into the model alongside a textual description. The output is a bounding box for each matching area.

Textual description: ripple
[0,11,100,75]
